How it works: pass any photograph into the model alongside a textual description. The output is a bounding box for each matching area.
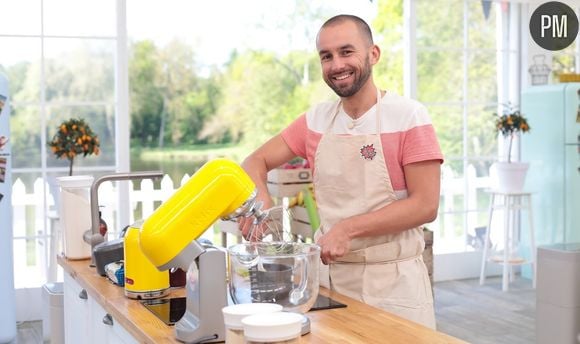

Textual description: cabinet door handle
[102,314,114,326]
[78,289,88,300]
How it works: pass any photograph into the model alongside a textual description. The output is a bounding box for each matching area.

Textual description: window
[5,0,552,289]
[1,0,124,288]
[415,0,502,254]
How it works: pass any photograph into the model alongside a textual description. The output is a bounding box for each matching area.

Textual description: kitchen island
[58,255,466,343]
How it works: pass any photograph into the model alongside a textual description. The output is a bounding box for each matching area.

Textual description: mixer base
[125,288,170,300]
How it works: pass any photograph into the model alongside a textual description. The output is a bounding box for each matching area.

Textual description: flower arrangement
[494,104,531,163]
[48,118,100,176]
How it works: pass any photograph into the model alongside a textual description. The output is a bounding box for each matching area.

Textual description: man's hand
[316,220,352,264]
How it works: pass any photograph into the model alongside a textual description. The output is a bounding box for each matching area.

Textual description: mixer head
[140,158,256,271]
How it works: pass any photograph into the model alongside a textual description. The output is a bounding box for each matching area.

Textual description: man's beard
[325,56,372,98]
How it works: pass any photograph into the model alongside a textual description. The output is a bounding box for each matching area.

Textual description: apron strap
[374,88,382,136]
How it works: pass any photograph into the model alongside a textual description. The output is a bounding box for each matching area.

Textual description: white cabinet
[89,295,138,344]
[89,299,108,343]
[63,273,138,344]
[110,319,139,344]
[63,273,90,343]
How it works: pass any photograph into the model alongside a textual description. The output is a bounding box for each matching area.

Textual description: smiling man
[241,14,443,329]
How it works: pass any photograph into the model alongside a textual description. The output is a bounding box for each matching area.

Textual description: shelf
[489,255,530,266]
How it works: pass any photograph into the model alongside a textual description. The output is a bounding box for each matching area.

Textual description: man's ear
[370,44,381,65]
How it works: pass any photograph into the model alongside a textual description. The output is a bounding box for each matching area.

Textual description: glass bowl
[228,242,320,314]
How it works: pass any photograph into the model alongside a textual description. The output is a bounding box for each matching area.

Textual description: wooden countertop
[58,256,466,344]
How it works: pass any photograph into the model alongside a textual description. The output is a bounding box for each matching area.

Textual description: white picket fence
[10,173,216,288]
[434,164,494,251]
[11,164,496,288]
[12,174,192,238]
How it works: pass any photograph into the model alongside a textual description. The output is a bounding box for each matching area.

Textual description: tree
[373,0,499,174]
[198,0,333,148]
[8,42,115,169]
[129,40,163,146]
[48,118,101,175]
[373,0,404,95]
[129,39,222,147]
[199,50,328,149]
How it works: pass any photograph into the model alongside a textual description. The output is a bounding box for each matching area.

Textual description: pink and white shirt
[281,91,444,199]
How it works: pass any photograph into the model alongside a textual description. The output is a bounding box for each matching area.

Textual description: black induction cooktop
[141,297,186,326]
[309,294,347,312]
[141,294,347,326]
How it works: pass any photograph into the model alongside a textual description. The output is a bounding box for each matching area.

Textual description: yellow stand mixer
[139,158,263,343]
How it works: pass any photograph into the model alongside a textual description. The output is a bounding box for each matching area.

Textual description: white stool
[479,190,537,291]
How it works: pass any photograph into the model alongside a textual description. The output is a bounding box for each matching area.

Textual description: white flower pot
[492,162,529,193]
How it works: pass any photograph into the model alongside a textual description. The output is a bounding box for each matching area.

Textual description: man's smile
[333,71,354,81]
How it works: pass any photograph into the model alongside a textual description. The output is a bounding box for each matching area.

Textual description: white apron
[313,89,436,329]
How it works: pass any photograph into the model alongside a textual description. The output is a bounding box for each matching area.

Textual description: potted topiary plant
[48,118,100,259]
[48,118,100,176]
[492,103,531,192]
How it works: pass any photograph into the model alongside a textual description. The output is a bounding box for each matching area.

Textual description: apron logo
[360,144,377,160]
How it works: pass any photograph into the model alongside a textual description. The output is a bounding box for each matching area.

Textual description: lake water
[130,145,251,186]
[131,156,206,186]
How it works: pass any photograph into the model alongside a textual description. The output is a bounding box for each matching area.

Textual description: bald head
[318,14,374,47]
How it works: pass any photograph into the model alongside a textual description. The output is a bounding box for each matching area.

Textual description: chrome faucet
[86,171,164,263]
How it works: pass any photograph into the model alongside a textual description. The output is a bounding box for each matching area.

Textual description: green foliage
[1,62,29,98]
[129,40,163,146]
[43,42,114,102]
[494,104,531,138]
[4,0,511,180]
[494,104,531,163]
[129,39,222,147]
[373,0,404,94]
[7,42,115,170]
[413,0,499,174]
[200,50,326,148]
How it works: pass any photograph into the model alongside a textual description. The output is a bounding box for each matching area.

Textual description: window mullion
[403,0,417,99]
[115,0,131,229]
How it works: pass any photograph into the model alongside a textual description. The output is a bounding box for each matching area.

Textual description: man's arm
[240,134,297,237]
[317,159,441,263]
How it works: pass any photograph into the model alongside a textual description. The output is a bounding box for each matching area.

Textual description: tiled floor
[434,276,535,344]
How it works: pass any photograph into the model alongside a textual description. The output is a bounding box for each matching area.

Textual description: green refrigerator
[521,83,580,248]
